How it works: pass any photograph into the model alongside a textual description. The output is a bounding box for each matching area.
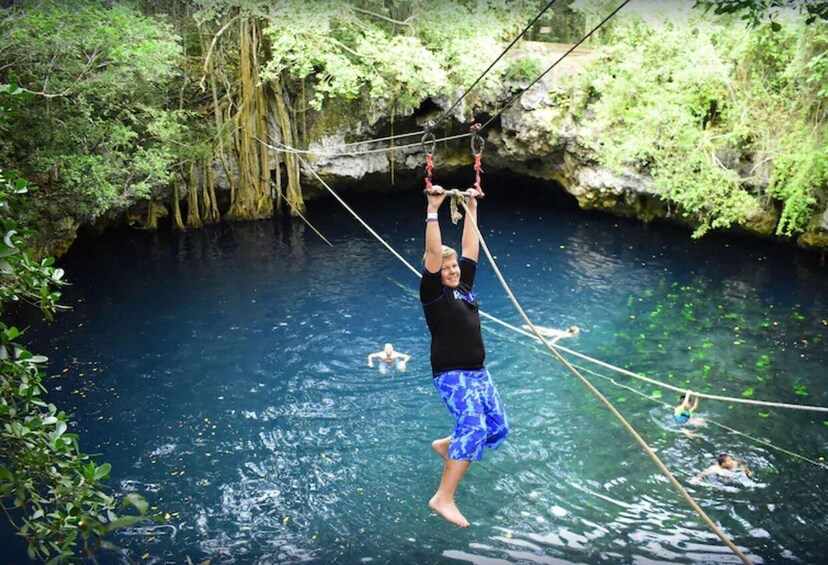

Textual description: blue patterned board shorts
[433,368,509,461]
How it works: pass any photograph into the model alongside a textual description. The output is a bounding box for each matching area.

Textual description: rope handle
[423,188,484,199]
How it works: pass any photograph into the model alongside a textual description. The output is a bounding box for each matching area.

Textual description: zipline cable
[480,0,632,132]
[455,198,752,565]
[430,0,560,130]
[266,133,471,158]
[258,0,631,160]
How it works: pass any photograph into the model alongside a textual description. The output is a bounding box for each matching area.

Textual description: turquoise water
[3,178,827,563]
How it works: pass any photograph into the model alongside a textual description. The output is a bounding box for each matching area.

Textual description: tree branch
[350,6,415,27]
[199,14,240,92]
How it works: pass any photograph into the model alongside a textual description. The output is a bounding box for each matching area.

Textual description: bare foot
[429,495,470,527]
[431,438,450,461]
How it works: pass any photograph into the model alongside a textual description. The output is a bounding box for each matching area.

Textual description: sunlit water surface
[3,180,827,564]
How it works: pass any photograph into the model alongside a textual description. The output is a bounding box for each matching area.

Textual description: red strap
[473,153,483,195]
[425,153,434,191]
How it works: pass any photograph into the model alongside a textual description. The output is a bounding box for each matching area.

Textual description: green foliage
[0,85,155,563]
[502,58,543,86]
[0,1,184,221]
[571,11,828,237]
[694,0,828,27]
[259,0,535,117]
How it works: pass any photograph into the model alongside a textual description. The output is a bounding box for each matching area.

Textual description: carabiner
[469,122,484,156]
[421,120,436,156]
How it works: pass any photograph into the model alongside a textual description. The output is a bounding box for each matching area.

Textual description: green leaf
[124,492,148,514]
[105,515,146,532]
[94,463,111,481]
[3,230,18,248]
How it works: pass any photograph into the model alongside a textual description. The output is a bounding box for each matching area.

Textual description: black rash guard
[420,257,485,375]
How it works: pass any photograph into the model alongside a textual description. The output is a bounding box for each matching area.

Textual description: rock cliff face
[283,42,824,250]
[49,42,823,258]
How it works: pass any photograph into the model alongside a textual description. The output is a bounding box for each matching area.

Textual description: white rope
[295,154,422,279]
[272,183,334,247]
[456,199,752,564]
[570,362,828,471]
[475,321,828,472]
[269,133,470,158]
[270,139,828,415]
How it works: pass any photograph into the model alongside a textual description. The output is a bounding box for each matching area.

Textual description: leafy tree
[570,9,827,237]
[0,1,184,227]
[694,0,828,27]
[0,85,154,563]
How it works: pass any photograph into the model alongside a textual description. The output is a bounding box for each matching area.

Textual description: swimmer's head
[384,343,394,355]
[566,326,580,335]
[717,453,734,467]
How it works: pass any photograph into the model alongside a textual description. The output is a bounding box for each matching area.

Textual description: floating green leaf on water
[792,312,805,321]
[758,411,770,418]
[794,384,809,397]
[742,387,754,397]
[617,397,627,403]
[651,390,663,398]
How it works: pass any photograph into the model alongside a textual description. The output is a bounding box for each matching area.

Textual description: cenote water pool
[3,177,827,564]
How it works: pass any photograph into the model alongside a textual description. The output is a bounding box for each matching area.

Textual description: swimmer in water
[368,343,411,373]
[673,390,704,425]
[696,453,754,480]
[522,325,580,343]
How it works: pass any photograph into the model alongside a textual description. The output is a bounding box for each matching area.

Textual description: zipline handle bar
[423,188,484,199]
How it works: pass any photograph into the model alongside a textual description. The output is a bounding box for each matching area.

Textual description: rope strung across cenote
[272,182,334,247]
[478,321,828,471]
[568,362,828,471]
[269,132,471,158]
[478,316,828,413]
[455,198,752,565]
[267,137,828,415]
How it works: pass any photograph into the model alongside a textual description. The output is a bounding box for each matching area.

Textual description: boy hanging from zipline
[420,184,509,528]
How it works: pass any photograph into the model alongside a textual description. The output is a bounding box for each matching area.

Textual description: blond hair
[422,245,457,265]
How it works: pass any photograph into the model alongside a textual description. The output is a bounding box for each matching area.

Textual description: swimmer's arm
[696,464,717,479]
[397,353,411,363]
[691,396,700,412]
[367,352,380,366]
[740,463,753,477]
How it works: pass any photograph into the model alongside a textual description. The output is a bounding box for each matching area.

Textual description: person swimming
[521,325,580,343]
[696,452,754,480]
[367,343,411,373]
[673,390,700,425]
